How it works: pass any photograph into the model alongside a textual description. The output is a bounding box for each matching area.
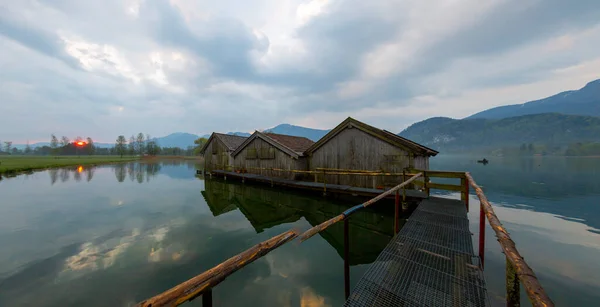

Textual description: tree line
[0,133,208,157]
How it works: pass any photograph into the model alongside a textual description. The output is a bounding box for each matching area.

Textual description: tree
[128,135,136,155]
[25,141,32,154]
[136,132,145,155]
[61,136,70,147]
[115,135,127,157]
[146,140,160,156]
[4,141,12,153]
[86,137,95,155]
[51,135,59,155]
[193,137,209,155]
[528,143,534,153]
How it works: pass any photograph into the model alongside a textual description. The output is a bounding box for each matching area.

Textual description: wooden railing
[466,173,554,307]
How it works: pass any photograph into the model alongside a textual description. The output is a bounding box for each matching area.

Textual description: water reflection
[114,163,161,184]
[45,163,164,185]
[431,155,600,230]
[202,178,399,265]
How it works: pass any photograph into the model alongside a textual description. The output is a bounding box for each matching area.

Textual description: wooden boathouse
[305,117,438,189]
[198,133,248,172]
[231,131,314,180]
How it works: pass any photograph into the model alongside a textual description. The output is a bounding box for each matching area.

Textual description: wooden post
[402,170,406,209]
[395,189,400,234]
[479,202,485,269]
[344,219,350,300]
[424,170,430,197]
[323,170,327,196]
[202,289,213,307]
[464,177,469,212]
[506,257,521,307]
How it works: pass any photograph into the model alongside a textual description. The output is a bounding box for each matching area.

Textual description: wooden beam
[410,169,466,179]
[466,173,554,307]
[136,230,299,307]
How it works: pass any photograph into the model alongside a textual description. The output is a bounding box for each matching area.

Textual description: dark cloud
[0,8,80,69]
[1,0,599,143]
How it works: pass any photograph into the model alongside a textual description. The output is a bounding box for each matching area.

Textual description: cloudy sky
[2,0,600,143]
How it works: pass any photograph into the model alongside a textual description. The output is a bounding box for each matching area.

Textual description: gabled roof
[199,132,248,154]
[305,117,438,156]
[232,131,315,159]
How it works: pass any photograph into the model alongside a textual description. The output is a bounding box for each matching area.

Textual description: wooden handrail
[466,172,554,307]
[136,230,299,307]
[298,173,423,241]
[207,163,417,176]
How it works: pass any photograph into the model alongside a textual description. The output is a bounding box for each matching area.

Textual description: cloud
[1,0,599,143]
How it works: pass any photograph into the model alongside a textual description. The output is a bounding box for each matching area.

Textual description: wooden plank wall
[203,138,232,172]
[233,138,305,180]
[308,128,429,188]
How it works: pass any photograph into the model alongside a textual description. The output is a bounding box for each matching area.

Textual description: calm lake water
[0,156,598,306]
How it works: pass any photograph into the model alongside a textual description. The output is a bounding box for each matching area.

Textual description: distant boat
[477,158,489,165]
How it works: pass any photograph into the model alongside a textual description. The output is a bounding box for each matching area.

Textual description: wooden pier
[344,196,488,307]
[209,169,428,199]
[137,169,553,307]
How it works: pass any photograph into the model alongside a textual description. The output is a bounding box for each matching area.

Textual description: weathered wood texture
[308,127,428,188]
[203,138,233,172]
[136,229,299,307]
[466,172,554,307]
[234,138,306,180]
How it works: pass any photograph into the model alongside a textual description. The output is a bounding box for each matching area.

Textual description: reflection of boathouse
[201,178,398,265]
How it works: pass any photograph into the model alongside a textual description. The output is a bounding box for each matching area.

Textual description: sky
[1,0,600,144]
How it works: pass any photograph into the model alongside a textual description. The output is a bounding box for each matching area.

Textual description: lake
[0,157,598,306]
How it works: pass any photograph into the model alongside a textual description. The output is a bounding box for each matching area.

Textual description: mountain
[468,79,600,119]
[399,113,600,152]
[264,124,330,142]
[154,133,199,148]
[227,132,251,137]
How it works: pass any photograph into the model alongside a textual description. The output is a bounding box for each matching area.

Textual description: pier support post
[424,171,430,197]
[506,257,520,307]
[461,178,469,211]
[202,288,213,307]
[344,219,350,300]
[479,202,485,269]
[395,189,400,234]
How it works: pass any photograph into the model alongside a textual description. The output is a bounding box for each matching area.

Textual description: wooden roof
[199,132,248,154]
[304,117,438,156]
[232,131,315,159]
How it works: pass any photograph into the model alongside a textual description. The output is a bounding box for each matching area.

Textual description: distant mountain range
[399,78,600,153]
[399,113,600,152]
[468,79,600,119]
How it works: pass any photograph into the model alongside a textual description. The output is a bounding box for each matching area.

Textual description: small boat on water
[477,158,489,165]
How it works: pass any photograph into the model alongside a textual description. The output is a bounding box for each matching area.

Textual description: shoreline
[0,156,203,177]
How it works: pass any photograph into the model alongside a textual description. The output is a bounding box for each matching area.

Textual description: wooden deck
[209,170,428,199]
[344,196,488,307]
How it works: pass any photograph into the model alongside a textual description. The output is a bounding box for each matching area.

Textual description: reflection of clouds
[496,206,600,249]
[493,206,600,288]
[63,228,140,275]
[265,253,310,279]
[300,287,330,307]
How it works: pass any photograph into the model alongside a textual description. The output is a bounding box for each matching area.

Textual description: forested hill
[467,79,600,119]
[399,113,600,153]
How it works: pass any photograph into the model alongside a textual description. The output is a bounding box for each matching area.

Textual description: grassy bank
[0,155,139,175]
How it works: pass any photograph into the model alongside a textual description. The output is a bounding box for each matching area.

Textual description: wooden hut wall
[204,138,231,172]
[234,138,304,180]
[308,127,429,188]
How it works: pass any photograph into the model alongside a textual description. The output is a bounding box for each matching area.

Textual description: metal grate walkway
[345,197,489,307]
